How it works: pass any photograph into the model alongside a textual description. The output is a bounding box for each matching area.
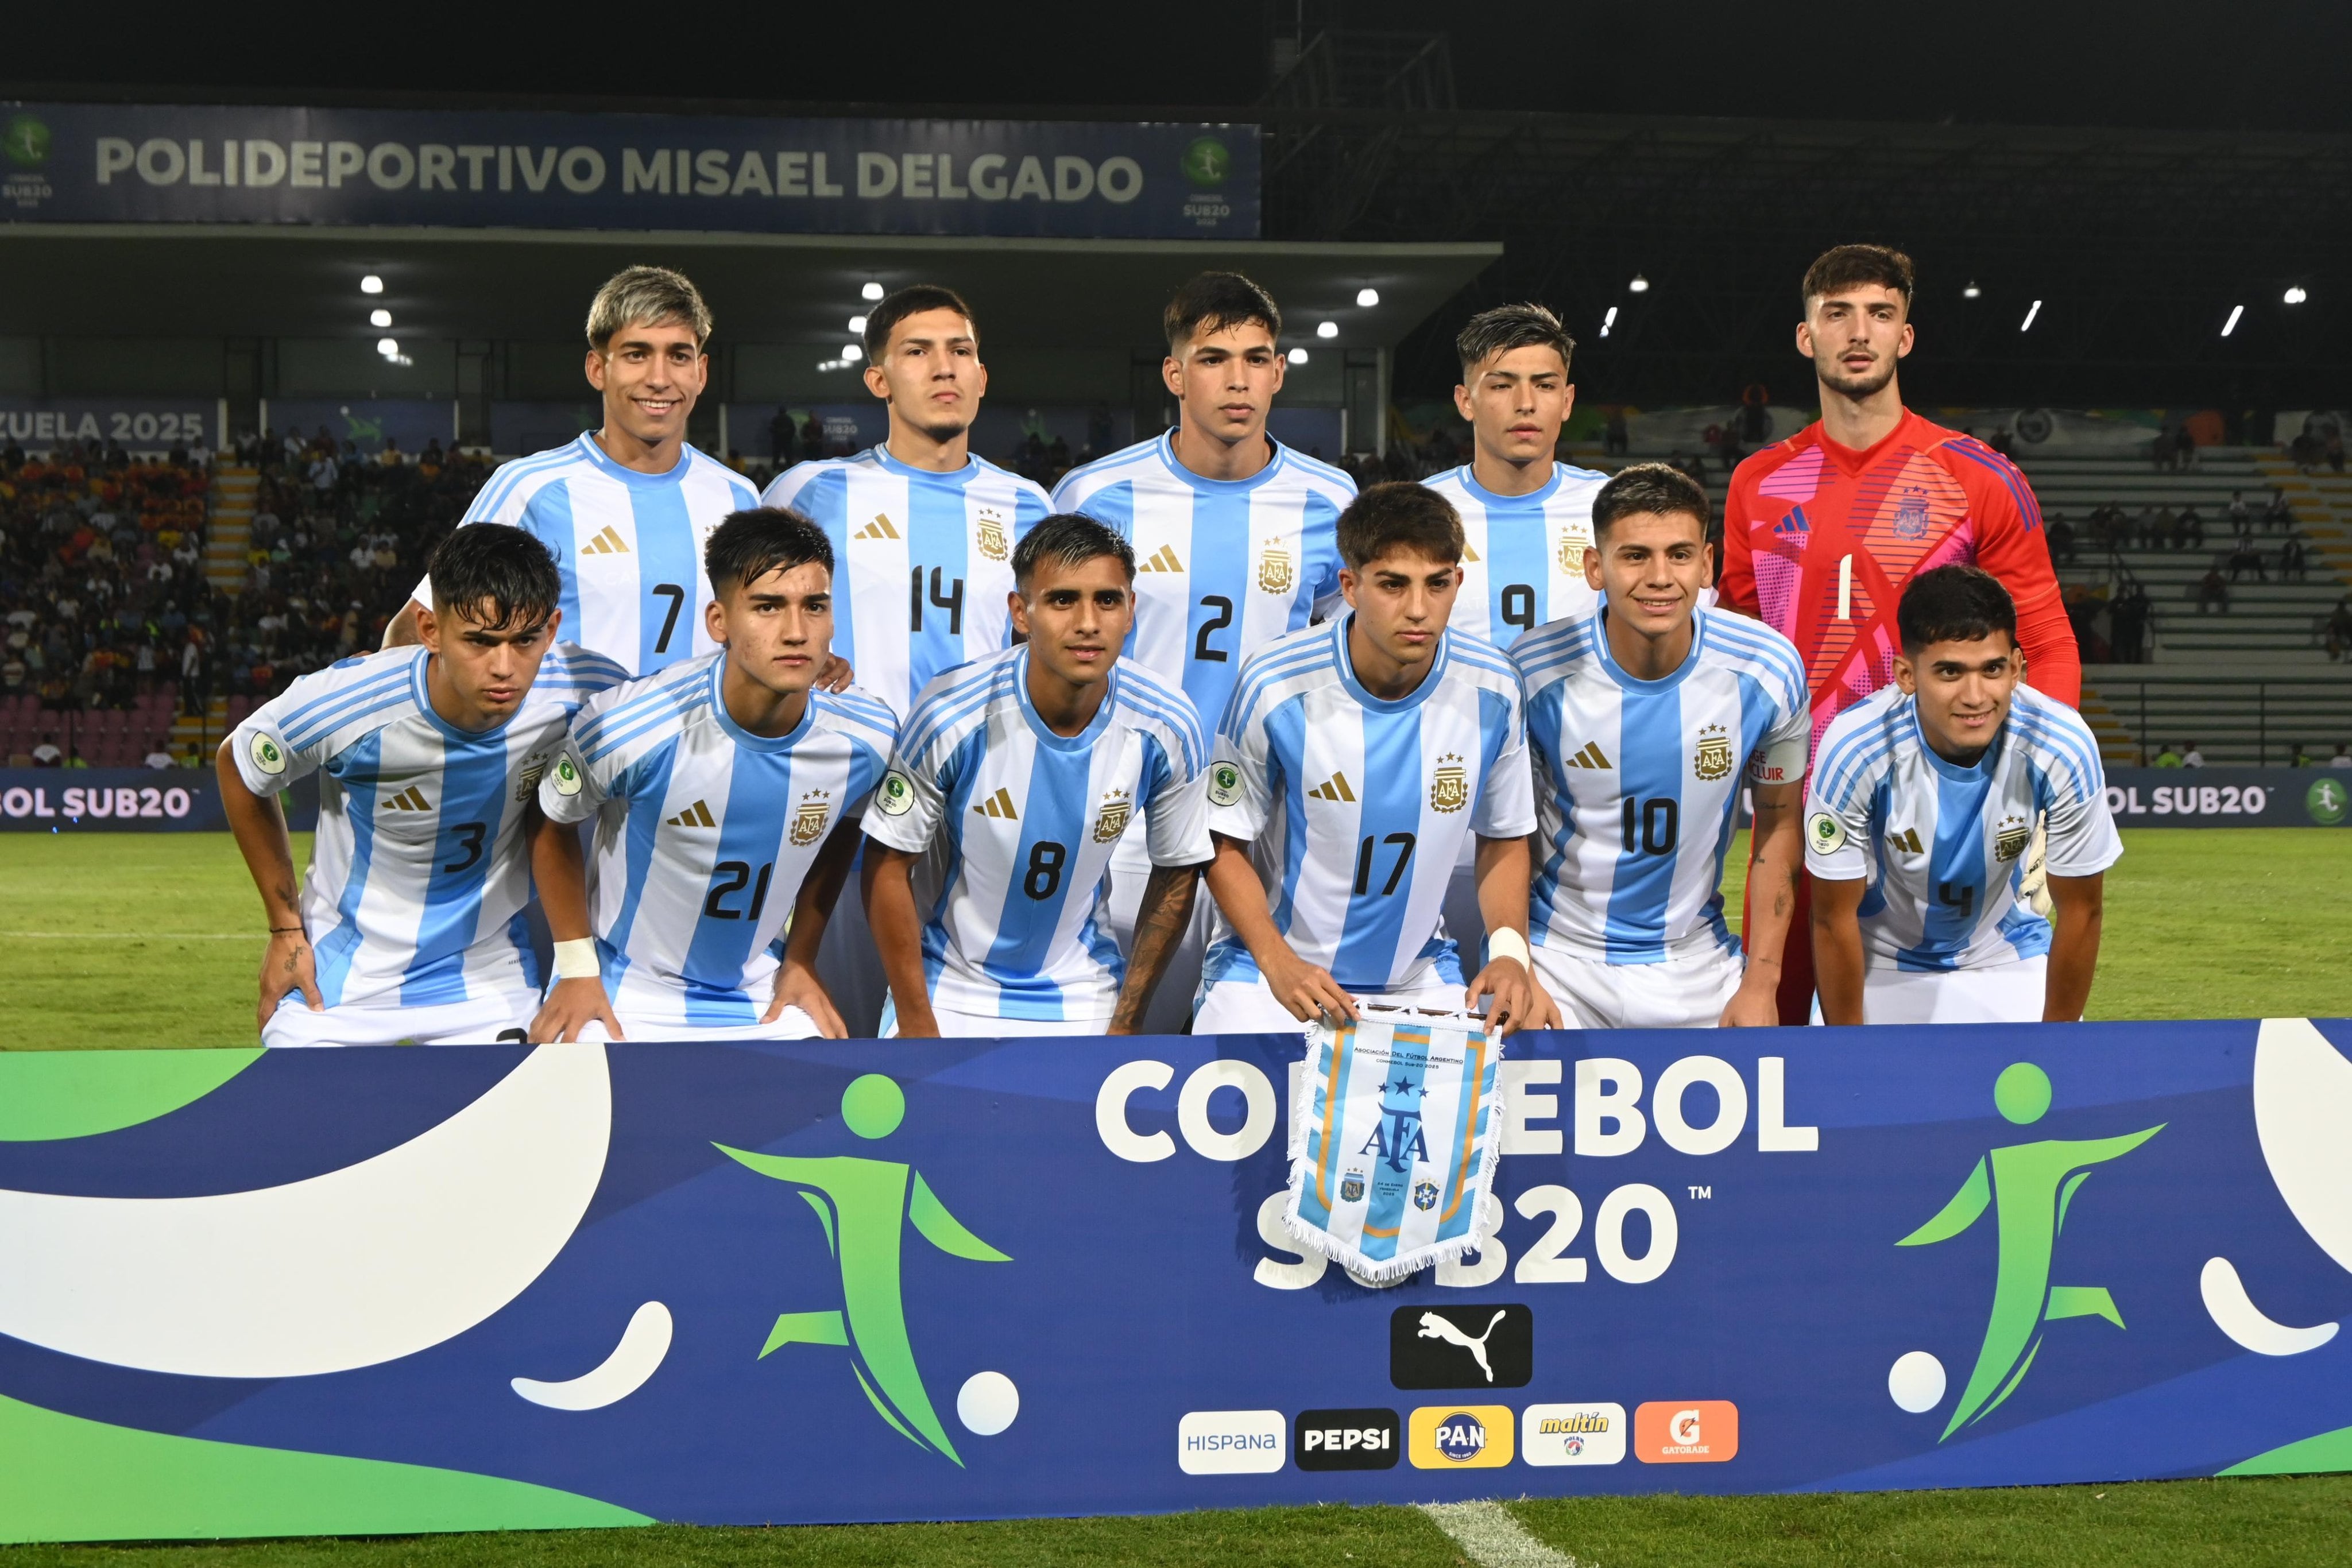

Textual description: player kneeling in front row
[221,525,625,1047]
[1513,463,1810,1028]
[1196,481,1556,1036]
[529,508,898,1042]
[861,513,1212,1037]
[1808,564,2119,1025]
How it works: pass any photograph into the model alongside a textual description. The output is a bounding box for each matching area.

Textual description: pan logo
[1409,1405,1515,1469]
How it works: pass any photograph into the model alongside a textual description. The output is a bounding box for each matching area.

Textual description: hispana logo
[1178,1410,1285,1475]
[1409,1404,1514,1469]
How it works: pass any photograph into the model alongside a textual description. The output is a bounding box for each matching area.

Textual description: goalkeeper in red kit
[1716,245,2080,1025]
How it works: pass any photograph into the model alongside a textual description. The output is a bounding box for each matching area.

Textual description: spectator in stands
[2136,505,2161,549]
[30,738,60,767]
[2153,741,2184,768]
[2330,431,2347,474]
[2180,508,2204,551]
[142,740,172,769]
[179,741,203,768]
[2333,744,2352,769]
[1604,407,1630,455]
[2228,529,2267,582]
[2281,535,2308,582]
[2293,744,2316,767]
[2266,488,2294,530]
[2175,424,2199,471]
[64,746,86,769]
[2229,490,2250,532]
[2048,513,2076,565]
[2328,598,2352,661]
[2181,740,2206,768]
[2195,566,2230,614]
[377,436,402,468]
[2110,583,2151,663]
[307,450,338,495]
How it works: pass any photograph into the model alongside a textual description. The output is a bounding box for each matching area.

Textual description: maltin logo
[1409,1404,1515,1468]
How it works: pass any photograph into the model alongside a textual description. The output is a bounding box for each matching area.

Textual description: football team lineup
[179,247,2142,1050]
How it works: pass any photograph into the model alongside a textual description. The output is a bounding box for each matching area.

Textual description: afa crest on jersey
[1693,724,1735,782]
[1556,529,1587,575]
[974,508,1010,563]
[1892,485,1932,540]
[1258,544,1294,594]
[789,788,833,847]
[1429,754,1469,814]
[1092,788,1132,843]
[1994,814,2032,862]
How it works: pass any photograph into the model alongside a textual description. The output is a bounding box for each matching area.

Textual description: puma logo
[1418,1310,1507,1384]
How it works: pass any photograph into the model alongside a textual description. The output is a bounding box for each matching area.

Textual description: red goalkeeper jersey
[1717,408,2079,746]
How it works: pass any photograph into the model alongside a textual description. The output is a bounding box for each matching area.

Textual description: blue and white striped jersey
[539,652,899,1028]
[1051,433,1353,731]
[1422,462,1607,649]
[861,648,1212,1023]
[229,642,626,1010]
[416,433,759,677]
[1514,605,1809,964]
[761,446,1053,719]
[1204,617,1536,994]
[1806,683,2122,971]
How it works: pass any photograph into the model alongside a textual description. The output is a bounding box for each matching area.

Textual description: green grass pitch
[0,827,2347,1565]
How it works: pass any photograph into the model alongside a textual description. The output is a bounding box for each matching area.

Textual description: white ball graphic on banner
[1888,1350,1947,1414]
[957,1370,1020,1435]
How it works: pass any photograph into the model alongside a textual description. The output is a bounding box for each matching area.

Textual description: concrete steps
[2079,668,2352,766]
[206,465,257,594]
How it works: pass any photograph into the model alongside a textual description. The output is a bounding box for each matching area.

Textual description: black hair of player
[1012,513,1135,591]
[427,523,560,632]
[705,507,834,595]
[1456,302,1576,380]
[1591,462,1710,540]
[1337,482,1464,571]
[1163,271,1281,354]
[1802,243,1916,315]
[1898,564,2017,656]
[861,284,977,363]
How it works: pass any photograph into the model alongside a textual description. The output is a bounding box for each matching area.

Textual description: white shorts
[1103,834,1208,1036]
[877,994,1107,1039]
[1532,939,1743,1031]
[261,990,536,1049]
[580,1007,822,1044]
[1192,972,1470,1036]
[1857,955,2049,1025]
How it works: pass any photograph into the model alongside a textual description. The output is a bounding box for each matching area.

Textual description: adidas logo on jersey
[1139,544,1185,573]
[1563,741,1613,771]
[1460,541,1481,563]
[380,785,432,811]
[1887,827,1925,854]
[581,525,630,556]
[666,799,717,828]
[1307,771,1356,803]
[973,786,1019,820]
[1772,509,1809,538]
[854,513,901,541]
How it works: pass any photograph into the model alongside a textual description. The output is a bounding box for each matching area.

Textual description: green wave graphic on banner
[2222,1424,2352,1478]
[0,1392,650,1542]
[0,1048,263,1142]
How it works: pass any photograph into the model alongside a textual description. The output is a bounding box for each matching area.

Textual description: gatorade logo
[1634,1400,1738,1464]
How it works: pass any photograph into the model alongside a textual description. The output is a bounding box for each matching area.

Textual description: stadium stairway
[2255,454,2352,584]
[205,465,257,595]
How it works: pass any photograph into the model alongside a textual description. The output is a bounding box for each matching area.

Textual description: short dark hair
[1456,302,1575,380]
[1898,564,2017,655]
[1163,271,1281,354]
[1802,244,1916,315]
[705,507,833,594]
[1592,462,1710,539]
[1337,482,1463,570]
[428,524,560,630]
[1012,513,1135,589]
[861,284,977,362]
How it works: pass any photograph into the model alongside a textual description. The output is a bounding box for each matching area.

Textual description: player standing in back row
[1053,272,1355,1027]
[1716,245,2078,1023]
[389,266,762,676]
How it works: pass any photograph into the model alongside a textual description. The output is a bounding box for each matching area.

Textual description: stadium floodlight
[376,337,399,357]
[1316,320,1339,339]
[1287,346,1309,365]
[815,358,847,371]
[842,344,863,362]
[847,315,868,334]
[1963,282,1982,299]
[1628,274,1650,293]
[1355,287,1380,308]
[2221,305,2245,338]
[2284,285,2308,305]
[1600,305,1619,339]
[359,274,384,295]
[860,281,885,302]
[2020,299,2042,332]
[369,309,392,329]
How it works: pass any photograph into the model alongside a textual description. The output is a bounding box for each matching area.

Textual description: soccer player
[1717,244,2079,1023]
[1513,464,1809,1029]
[220,525,624,1047]
[761,284,1053,721]
[527,508,896,1042]
[388,266,762,676]
[1053,272,1355,1024]
[1807,566,2119,1025]
[1196,482,1553,1036]
[1423,303,1608,652]
[860,514,1211,1037]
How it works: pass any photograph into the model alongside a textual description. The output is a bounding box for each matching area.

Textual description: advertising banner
[1,1021,2349,1543]
[0,769,316,831]
[2103,767,2350,828]
[262,399,455,458]
[0,104,1258,239]
[0,397,218,455]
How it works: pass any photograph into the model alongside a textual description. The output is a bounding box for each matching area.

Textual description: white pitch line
[0,931,257,940]
[1419,1500,1588,1568]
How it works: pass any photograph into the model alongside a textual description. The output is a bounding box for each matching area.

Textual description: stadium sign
[2103,767,2352,828]
[0,770,316,831]
[1,1021,2349,1541]
[0,397,220,454]
[0,104,1259,239]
